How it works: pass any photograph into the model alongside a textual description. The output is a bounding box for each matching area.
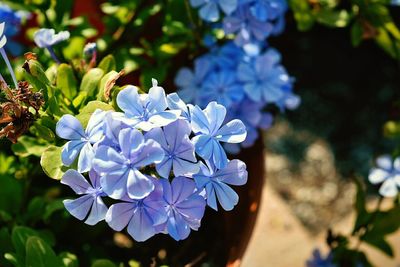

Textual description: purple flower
[368,155,400,197]
[92,128,164,200]
[237,48,291,104]
[175,57,211,104]
[223,4,273,46]
[190,0,238,22]
[106,178,168,241]
[146,120,199,178]
[190,101,247,168]
[61,169,108,225]
[160,177,206,241]
[56,110,105,173]
[116,79,180,131]
[194,160,247,211]
[200,70,244,108]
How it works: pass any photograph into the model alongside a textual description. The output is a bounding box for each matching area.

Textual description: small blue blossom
[61,169,108,225]
[306,249,337,267]
[368,155,400,197]
[33,28,70,63]
[56,109,105,173]
[248,0,288,23]
[190,0,238,22]
[223,4,273,46]
[83,42,97,57]
[116,79,181,131]
[237,48,291,104]
[146,120,199,178]
[160,177,206,241]
[174,57,211,104]
[92,128,164,200]
[200,69,244,108]
[190,101,247,169]
[194,160,247,211]
[106,178,168,242]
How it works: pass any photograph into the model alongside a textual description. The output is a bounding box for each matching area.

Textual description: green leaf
[25,236,63,267]
[98,55,117,73]
[351,21,363,46]
[25,197,46,224]
[72,91,88,109]
[289,0,315,31]
[11,136,48,157]
[57,64,77,100]
[40,145,67,180]
[43,200,65,222]
[80,68,105,98]
[11,226,37,265]
[0,227,13,267]
[0,175,22,215]
[76,101,114,128]
[91,259,117,267]
[31,122,55,142]
[362,235,393,257]
[352,178,371,234]
[63,37,86,61]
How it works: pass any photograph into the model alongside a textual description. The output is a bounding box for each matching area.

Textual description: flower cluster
[0,4,27,56]
[190,0,287,45]
[368,155,400,197]
[57,79,248,241]
[175,42,298,150]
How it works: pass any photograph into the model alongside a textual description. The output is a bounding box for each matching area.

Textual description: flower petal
[85,196,108,225]
[215,119,247,143]
[93,146,126,173]
[61,169,92,194]
[379,178,398,197]
[56,114,85,140]
[77,142,95,173]
[127,207,157,242]
[61,140,85,167]
[100,168,129,199]
[106,202,134,231]
[131,140,164,167]
[63,194,94,220]
[116,86,143,117]
[368,168,389,184]
[214,159,248,185]
[127,170,155,199]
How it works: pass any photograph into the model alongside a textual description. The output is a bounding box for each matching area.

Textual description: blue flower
[223,4,273,46]
[83,42,97,57]
[116,79,180,131]
[160,177,206,241]
[0,4,26,56]
[194,160,247,211]
[61,169,108,225]
[92,128,164,200]
[190,101,247,169]
[175,57,211,104]
[237,48,291,104]
[56,110,105,173]
[306,249,337,267]
[106,178,168,241]
[190,0,238,22]
[248,0,288,23]
[146,120,199,178]
[33,28,70,63]
[200,69,244,108]
[368,155,400,197]
[33,28,70,48]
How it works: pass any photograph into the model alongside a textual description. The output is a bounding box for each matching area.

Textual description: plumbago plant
[0,15,249,267]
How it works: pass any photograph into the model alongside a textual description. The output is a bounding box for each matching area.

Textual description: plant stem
[46,46,61,64]
[183,0,203,44]
[0,48,18,89]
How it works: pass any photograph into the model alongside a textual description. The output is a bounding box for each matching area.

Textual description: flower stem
[0,48,18,89]
[46,46,61,64]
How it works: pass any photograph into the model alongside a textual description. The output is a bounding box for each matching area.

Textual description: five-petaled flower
[146,119,199,178]
[194,159,247,211]
[62,169,108,225]
[93,128,164,199]
[116,79,180,131]
[190,0,238,22]
[190,101,247,169]
[368,155,400,197]
[56,109,105,173]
